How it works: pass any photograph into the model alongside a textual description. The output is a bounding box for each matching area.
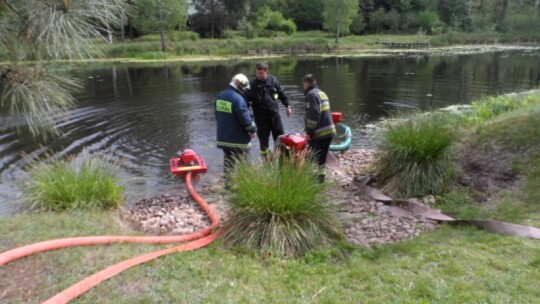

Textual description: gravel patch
[123,149,441,246]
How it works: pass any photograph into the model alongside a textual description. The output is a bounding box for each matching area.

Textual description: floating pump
[331,112,343,123]
[170,149,208,176]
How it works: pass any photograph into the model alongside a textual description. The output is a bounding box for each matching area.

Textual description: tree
[278,0,324,30]
[322,0,359,43]
[0,0,132,137]
[438,0,472,31]
[132,0,189,51]
[418,10,439,34]
[191,0,224,38]
[359,0,375,29]
[493,0,509,31]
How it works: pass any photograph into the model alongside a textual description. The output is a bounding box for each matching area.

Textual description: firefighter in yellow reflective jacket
[215,74,257,177]
[303,74,336,182]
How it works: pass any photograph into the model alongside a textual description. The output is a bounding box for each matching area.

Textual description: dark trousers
[309,137,333,182]
[254,112,284,154]
[223,148,249,177]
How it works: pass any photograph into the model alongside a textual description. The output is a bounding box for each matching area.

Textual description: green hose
[330,124,352,151]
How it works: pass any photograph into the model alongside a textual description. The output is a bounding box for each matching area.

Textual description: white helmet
[229,73,250,93]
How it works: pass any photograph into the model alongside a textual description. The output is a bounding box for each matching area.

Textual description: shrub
[279,19,297,35]
[374,113,456,197]
[166,31,200,42]
[220,155,342,257]
[255,6,297,37]
[25,152,124,211]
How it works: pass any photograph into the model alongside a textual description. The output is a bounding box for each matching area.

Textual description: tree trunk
[121,18,125,41]
[500,0,508,21]
[159,0,166,52]
[335,18,341,44]
[128,1,133,40]
[211,4,215,39]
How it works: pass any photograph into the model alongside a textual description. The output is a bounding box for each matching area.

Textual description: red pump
[279,134,307,150]
[170,149,208,176]
[277,134,309,158]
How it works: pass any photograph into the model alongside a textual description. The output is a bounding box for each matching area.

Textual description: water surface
[1,49,540,214]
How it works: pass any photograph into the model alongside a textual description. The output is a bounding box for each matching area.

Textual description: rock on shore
[123,149,441,246]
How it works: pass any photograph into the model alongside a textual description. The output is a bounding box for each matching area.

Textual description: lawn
[1,212,539,303]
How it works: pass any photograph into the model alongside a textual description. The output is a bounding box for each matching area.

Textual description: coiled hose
[0,173,219,303]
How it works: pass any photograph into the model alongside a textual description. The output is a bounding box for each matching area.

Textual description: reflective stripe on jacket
[215,87,257,149]
[304,85,336,141]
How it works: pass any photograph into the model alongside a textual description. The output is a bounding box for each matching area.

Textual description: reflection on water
[1,50,540,214]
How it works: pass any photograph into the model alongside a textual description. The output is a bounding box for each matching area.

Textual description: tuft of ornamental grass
[24,152,124,211]
[374,113,456,198]
[220,154,342,258]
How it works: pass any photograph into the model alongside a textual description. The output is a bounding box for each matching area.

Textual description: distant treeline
[124,0,540,40]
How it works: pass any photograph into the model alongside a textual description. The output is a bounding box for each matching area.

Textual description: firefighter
[303,74,336,182]
[215,73,257,178]
[246,62,292,158]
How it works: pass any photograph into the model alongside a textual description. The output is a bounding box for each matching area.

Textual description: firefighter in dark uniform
[246,62,292,157]
[215,73,257,177]
[303,74,336,182]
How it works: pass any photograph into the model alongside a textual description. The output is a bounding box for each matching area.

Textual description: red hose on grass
[0,173,220,303]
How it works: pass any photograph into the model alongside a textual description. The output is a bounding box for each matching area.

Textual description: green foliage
[278,0,324,30]
[253,6,297,37]
[417,10,440,34]
[369,8,400,33]
[375,113,456,197]
[106,34,333,57]
[350,14,367,35]
[220,156,342,257]
[278,19,297,35]
[437,191,489,219]
[166,31,200,42]
[437,0,472,32]
[322,0,359,39]
[0,0,132,137]
[25,152,124,211]
[132,0,188,33]
[1,66,79,138]
[470,93,540,122]
[501,11,540,33]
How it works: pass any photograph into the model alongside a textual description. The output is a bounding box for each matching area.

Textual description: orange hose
[0,173,220,303]
[42,233,218,304]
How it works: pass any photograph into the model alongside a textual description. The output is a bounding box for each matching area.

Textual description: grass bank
[2,31,539,64]
[2,94,540,303]
[101,31,540,61]
[438,102,540,227]
[1,212,539,303]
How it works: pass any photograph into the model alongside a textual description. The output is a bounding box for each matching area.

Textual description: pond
[1,48,540,214]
